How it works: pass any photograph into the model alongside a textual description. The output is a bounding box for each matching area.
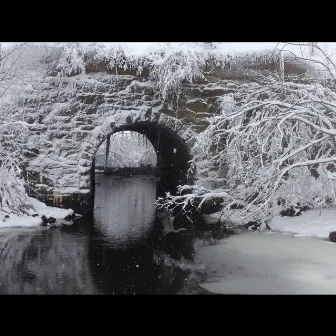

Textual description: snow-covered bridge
[19,76,208,212]
[78,110,196,195]
[8,44,309,214]
[20,68,239,214]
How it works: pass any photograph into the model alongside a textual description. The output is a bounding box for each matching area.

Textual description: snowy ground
[0,197,74,229]
[204,208,336,239]
[197,231,336,294]
[269,209,336,238]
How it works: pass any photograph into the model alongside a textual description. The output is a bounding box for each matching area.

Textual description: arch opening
[114,122,192,194]
[77,111,197,214]
[94,130,157,173]
[91,122,193,198]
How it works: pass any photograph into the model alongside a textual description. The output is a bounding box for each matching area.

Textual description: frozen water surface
[197,231,336,294]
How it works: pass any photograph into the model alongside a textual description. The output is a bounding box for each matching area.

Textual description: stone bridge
[16,55,308,215]
[18,68,237,214]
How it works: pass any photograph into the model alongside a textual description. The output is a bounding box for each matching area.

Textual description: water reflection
[93,175,157,248]
[0,175,203,295]
[0,228,96,294]
[90,174,169,294]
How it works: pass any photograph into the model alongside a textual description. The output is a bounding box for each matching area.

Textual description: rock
[64,214,72,221]
[73,215,83,223]
[279,206,302,217]
[243,220,261,230]
[229,203,244,210]
[64,212,76,221]
[296,202,310,212]
[41,215,49,226]
[40,215,56,226]
[277,198,286,206]
[185,99,208,113]
[32,214,39,217]
[3,215,10,223]
[196,196,225,215]
[278,200,310,215]
[201,87,235,97]
[329,232,336,242]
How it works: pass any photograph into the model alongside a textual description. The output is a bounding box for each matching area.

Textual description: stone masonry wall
[8,68,240,210]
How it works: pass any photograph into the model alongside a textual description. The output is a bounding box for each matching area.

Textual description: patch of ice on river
[197,231,336,294]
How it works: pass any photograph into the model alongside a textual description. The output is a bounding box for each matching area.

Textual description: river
[0,175,206,295]
[2,174,336,295]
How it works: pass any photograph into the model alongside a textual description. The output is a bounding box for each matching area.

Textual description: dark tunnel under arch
[77,110,197,203]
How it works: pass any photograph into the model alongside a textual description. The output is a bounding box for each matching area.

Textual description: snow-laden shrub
[51,42,216,98]
[55,42,86,76]
[49,42,284,100]
[50,42,146,78]
[189,78,336,223]
[0,122,36,215]
[147,43,212,99]
[157,74,336,225]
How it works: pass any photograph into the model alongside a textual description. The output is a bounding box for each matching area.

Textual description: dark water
[0,175,207,295]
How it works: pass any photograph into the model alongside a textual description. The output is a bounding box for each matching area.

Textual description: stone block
[185,99,208,113]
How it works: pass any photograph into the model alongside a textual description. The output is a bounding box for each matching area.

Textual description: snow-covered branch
[0,44,39,216]
[0,122,37,215]
[165,68,336,225]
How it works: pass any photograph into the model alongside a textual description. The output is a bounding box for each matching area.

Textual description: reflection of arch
[77,110,197,195]
[93,174,157,247]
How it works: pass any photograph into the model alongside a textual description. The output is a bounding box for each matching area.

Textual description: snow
[204,209,247,226]
[0,42,323,56]
[197,231,336,294]
[205,207,336,238]
[269,209,336,238]
[75,42,336,62]
[199,206,336,294]
[0,197,73,229]
[53,187,81,194]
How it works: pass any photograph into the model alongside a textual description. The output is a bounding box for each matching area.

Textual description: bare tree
[0,43,28,100]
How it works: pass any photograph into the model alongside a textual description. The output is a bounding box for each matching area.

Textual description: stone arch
[77,109,197,195]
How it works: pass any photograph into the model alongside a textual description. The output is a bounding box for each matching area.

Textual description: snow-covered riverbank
[205,208,336,239]
[269,209,336,238]
[0,197,74,229]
